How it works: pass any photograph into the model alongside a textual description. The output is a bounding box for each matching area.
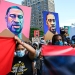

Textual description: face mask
[72,40,75,44]
[55,41,63,46]
[16,50,25,57]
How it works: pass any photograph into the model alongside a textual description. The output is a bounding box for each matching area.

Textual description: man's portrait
[0,1,31,41]
[34,30,39,37]
[5,6,24,39]
[5,6,24,38]
[46,13,56,34]
[43,11,60,40]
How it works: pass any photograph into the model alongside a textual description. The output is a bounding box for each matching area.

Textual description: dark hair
[39,43,43,49]
[6,6,23,15]
[72,35,75,40]
[15,42,20,50]
[52,34,62,45]
[15,41,25,49]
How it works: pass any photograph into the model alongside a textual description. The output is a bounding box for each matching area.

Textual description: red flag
[0,37,16,75]
[42,45,75,75]
[42,45,75,56]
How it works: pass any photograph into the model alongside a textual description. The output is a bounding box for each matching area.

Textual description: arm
[14,36,36,59]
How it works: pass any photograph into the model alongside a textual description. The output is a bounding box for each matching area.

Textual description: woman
[8,36,36,75]
[52,34,63,45]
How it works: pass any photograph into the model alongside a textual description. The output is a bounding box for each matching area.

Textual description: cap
[40,40,46,44]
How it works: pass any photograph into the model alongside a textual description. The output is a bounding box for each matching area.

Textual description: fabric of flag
[0,37,16,75]
[42,45,75,75]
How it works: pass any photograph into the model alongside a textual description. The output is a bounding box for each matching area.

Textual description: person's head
[46,13,55,30]
[15,43,25,57]
[66,37,71,44]
[5,6,24,35]
[39,40,46,48]
[32,43,38,50]
[52,34,63,46]
[71,35,75,44]
[64,27,68,33]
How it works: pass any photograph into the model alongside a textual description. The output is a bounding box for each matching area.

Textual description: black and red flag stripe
[42,45,75,75]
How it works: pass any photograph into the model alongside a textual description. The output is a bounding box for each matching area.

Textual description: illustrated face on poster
[0,1,31,40]
[46,13,56,33]
[5,6,24,37]
[43,11,60,40]
[34,30,39,37]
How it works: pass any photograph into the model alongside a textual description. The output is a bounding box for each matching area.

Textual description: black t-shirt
[8,54,33,75]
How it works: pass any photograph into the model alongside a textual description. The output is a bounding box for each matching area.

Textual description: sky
[54,0,75,27]
[5,0,75,27]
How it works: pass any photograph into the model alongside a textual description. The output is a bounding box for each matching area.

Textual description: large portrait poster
[43,11,60,40]
[0,1,31,41]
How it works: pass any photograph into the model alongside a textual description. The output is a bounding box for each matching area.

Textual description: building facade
[22,0,55,30]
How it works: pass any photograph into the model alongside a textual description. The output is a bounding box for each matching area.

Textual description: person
[34,40,46,75]
[7,36,36,75]
[42,34,75,75]
[66,37,71,45]
[44,13,56,40]
[71,35,75,44]
[64,27,69,37]
[52,34,63,45]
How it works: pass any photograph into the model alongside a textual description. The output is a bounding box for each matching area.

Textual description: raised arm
[14,36,36,59]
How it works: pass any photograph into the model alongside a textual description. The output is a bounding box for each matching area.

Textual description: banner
[42,45,75,75]
[0,37,16,75]
[0,1,31,40]
[34,30,40,37]
[43,11,60,40]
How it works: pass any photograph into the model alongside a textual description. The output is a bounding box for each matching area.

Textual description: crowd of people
[7,28,75,75]
[1,4,74,75]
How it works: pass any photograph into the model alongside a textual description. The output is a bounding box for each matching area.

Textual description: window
[37,6,40,10]
[39,19,41,21]
[39,15,41,18]
[40,26,42,28]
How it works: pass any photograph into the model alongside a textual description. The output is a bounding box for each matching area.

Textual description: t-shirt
[8,54,33,75]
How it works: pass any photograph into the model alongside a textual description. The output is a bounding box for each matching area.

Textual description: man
[44,13,56,40]
[64,27,69,37]
[5,6,24,39]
